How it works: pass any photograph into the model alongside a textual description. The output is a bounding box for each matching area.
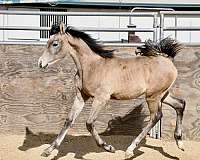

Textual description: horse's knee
[180,99,186,112]
[64,118,73,128]
[86,121,93,132]
[176,99,186,116]
[154,111,163,122]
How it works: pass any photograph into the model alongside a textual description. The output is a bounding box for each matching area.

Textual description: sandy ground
[0,134,199,160]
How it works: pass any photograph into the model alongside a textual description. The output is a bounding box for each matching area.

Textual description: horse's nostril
[39,61,42,68]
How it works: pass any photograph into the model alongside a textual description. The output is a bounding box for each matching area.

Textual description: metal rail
[0,41,145,47]
[129,8,159,42]
[160,11,200,40]
[131,7,174,12]
[161,11,200,15]
[2,10,200,47]
[0,10,157,46]
[0,10,157,17]
[164,26,200,31]
[0,26,155,32]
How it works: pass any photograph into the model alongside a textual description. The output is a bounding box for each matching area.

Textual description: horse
[38,22,185,159]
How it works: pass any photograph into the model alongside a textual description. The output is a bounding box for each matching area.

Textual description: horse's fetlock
[52,141,59,149]
[94,139,105,148]
[155,111,163,121]
[64,118,72,127]
[174,132,182,140]
[86,121,93,132]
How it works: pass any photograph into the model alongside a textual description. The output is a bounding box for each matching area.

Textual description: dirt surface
[0,134,199,160]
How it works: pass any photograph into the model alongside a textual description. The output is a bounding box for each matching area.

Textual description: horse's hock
[0,44,199,141]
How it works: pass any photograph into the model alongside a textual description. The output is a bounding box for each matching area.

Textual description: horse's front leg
[41,89,86,157]
[86,95,115,153]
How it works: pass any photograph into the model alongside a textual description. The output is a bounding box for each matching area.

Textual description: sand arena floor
[0,134,199,160]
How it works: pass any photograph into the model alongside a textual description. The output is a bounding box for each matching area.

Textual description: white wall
[164,16,200,43]
[130,17,154,41]
[0,14,4,41]
[67,16,99,39]
[4,8,40,41]
[131,16,200,43]
[67,16,129,42]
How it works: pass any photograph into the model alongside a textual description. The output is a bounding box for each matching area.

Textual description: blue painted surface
[1,0,200,8]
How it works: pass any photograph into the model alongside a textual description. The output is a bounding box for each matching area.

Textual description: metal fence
[0,10,158,47]
[160,11,200,46]
[1,10,200,46]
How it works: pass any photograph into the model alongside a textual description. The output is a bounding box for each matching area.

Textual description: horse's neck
[69,39,100,87]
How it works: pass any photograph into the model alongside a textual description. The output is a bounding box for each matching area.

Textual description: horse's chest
[82,79,102,96]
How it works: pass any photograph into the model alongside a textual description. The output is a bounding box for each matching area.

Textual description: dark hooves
[41,150,51,157]
[125,150,134,160]
[103,143,116,153]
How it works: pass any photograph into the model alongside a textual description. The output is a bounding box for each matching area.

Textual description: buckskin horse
[38,22,185,159]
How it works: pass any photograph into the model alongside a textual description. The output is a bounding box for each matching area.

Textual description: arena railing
[0,10,158,47]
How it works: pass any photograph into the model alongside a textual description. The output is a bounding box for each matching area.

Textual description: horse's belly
[111,87,145,100]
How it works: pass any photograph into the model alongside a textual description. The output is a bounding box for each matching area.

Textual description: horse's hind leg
[41,89,87,157]
[125,97,162,159]
[86,95,115,153]
[162,92,186,151]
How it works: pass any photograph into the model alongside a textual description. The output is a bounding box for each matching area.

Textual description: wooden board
[0,45,199,141]
[0,45,149,137]
[162,47,200,141]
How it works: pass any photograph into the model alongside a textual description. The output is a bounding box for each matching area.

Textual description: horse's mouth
[39,61,48,69]
[42,63,48,69]
[47,58,63,67]
[38,58,62,69]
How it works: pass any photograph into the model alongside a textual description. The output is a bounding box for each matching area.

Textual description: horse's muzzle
[39,61,48,69]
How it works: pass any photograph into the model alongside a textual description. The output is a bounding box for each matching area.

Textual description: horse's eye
[53,43,58,47]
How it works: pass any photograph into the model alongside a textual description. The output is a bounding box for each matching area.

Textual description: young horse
[38,22,185,159]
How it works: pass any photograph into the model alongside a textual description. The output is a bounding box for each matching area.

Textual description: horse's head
[38,22,73,69]
[38,22,114,69]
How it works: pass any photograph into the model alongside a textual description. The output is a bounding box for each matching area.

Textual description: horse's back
[108,56,177,99]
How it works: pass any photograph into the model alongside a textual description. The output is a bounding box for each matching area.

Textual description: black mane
[50,23,114,58]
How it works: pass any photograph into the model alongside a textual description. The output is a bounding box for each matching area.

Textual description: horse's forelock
[50,23,60,36]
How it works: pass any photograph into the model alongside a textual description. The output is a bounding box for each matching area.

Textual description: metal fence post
[153,14,158,42]
[160,13,165,40]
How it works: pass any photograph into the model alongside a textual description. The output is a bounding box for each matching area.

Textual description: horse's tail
[137,37,183,58]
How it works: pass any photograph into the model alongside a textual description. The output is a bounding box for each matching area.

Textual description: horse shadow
[18,103,179,160]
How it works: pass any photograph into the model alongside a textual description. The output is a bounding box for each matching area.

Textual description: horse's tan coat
[38,24,185,158]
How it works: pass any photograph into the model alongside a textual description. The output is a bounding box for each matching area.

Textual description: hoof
[41,146,54,157]
[177,140,184,151]
[41,150,51,157]
[103,144,116,153]
[125,149,134,159]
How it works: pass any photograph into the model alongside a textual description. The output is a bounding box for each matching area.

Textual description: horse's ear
[59,22,66,34]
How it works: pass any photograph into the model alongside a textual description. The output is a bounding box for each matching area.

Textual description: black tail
[137,37,183,58]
